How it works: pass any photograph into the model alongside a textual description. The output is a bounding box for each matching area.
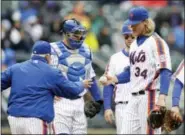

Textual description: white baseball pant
[119,90,161,134]
[115,102,128,134]
[54,97,87,134]
[8,116,55,134]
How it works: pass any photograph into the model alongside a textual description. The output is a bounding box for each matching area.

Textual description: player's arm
[153,36,172,106]
[103,85,114,110]
[103,84,114,124]
[102,56,116,124]
[1,66,12,91]
[116,66,130,84]
[88,77,102,101]
[172,60,184,107]
[87,50,102,102]
[50,69,91,99]
[172,78,183,107]
[157,68,172,104]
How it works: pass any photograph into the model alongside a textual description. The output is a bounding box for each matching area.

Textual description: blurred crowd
[1,1,184,65]
[1,0,185,134]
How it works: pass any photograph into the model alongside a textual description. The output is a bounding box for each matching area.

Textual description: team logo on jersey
[130,50,146,65]
[159,54,166,62]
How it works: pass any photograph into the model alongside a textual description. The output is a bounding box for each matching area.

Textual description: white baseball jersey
[120,33,171,134]
[173,59,184,85]
[50,42,95,134]
[129,33,171,93]
[105,50,131,103]
[105,49,131,134]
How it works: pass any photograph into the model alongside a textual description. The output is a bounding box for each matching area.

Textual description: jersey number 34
[135,67,147,79]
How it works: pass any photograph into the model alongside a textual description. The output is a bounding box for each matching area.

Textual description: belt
[116,101,128,105]
[132,90,145,96]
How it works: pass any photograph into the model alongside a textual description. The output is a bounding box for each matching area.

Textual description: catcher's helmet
[60,19,87,49]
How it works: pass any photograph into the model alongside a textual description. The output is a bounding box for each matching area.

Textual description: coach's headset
[60,18,87,49]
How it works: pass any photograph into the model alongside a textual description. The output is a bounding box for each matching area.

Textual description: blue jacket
[1,56,84,123]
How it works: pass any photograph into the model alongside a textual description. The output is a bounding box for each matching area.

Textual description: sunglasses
[124,35,135,40]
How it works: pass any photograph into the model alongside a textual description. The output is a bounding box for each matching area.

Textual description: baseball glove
[147,106,167,129]
[163,110,183,132]
[84,100,103,118]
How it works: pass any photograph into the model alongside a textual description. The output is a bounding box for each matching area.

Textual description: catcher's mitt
[84,100,103,118]
[147,106,167,129]
[163,110,183,132]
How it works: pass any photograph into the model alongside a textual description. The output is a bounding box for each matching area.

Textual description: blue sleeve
[116,66,130,84]
[1,67,12,91]
[172,78,183,107]
[103,85,114,110]
[159,68,172,95]
[88,77,102,101]
[50,70,85,99]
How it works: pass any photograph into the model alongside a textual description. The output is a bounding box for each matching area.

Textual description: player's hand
[99,75,118,86]
[171,106,183,122]
[83,79,93,88]
[156,94,166,107]
[106,75,118,85]
[104,109,115,124]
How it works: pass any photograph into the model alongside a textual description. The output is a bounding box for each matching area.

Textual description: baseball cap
[122,20,133,35]
[127,6,149,25]
[32,41,51,55]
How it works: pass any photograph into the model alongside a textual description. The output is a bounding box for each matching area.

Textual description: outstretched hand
[99,75,118,86]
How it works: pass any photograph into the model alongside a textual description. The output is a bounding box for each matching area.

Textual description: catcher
[148,59,184,132]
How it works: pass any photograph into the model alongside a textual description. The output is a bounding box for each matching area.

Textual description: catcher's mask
[60,19,87,49]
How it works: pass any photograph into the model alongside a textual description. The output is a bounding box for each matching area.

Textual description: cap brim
[122,31,133,35]
[126,19,142,26]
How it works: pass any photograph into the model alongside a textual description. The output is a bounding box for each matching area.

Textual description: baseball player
[102,21,135,134]
[1,41,92,134]
[100,7,172,134]
[147,59,184,132]
[170,59,184,120]
[50,19,102,134]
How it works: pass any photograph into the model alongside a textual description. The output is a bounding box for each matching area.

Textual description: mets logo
[129,13,134,19]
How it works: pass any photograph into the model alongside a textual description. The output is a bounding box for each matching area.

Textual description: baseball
[99,76,108,83]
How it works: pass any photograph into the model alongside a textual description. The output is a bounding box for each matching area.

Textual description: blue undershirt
[172,78,183,107]
[89,77,102,101]
[103,85,114,110]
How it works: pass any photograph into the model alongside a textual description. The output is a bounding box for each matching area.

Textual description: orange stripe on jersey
[42,121,47,134]
[153,34,167,68]
[145,71,160,90]
[174,60,184,78]
[147,90,155,134]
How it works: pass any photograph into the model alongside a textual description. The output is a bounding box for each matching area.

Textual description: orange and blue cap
[126,7,149,26]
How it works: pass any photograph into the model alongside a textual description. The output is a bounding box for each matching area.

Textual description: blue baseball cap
[127,7,149,26]
[122,20,133,35]
[32,41,51,55]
